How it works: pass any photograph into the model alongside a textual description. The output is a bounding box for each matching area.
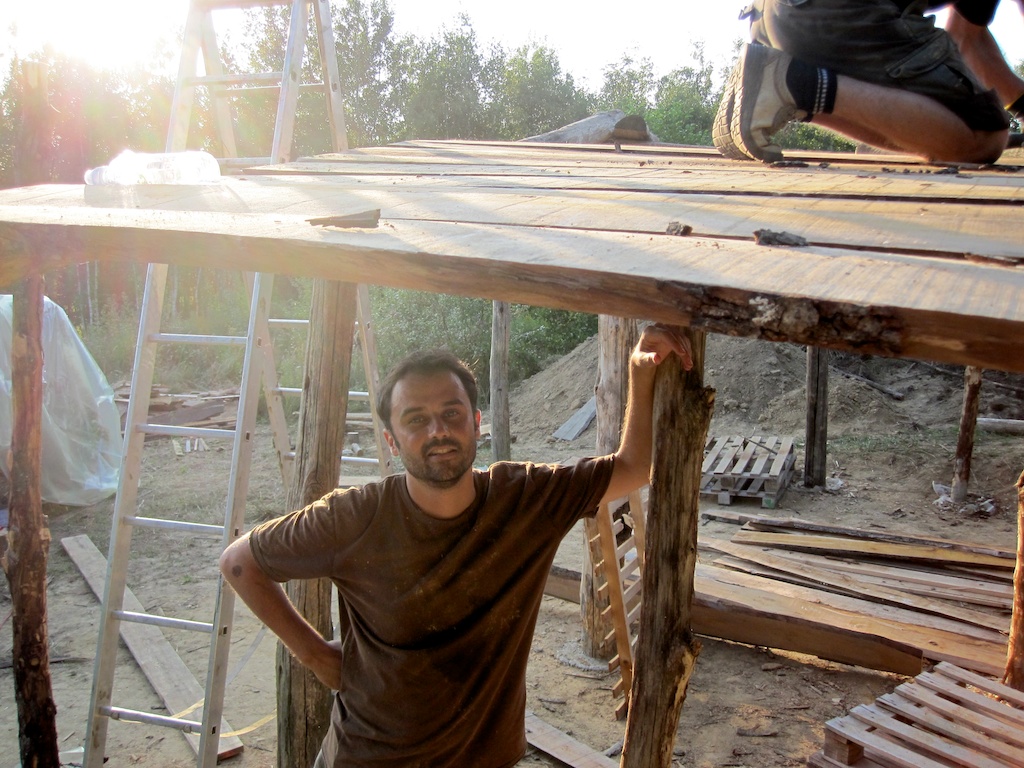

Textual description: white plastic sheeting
[0,295,121,506]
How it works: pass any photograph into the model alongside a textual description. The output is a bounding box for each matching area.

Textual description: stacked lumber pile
[113,383,239,434]
[698,511,1012,678]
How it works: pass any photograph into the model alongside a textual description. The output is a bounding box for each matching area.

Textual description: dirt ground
[2,334,1023,768]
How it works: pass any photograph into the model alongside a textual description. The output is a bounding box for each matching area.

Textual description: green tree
[596,55,654,116]
[482,44,592,140]
[403,16,487,139]
[646,44,718,146]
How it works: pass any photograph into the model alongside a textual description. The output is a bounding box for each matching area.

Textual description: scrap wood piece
[60,535,243,759]
[703,538,1009,633]
[524,710,619,768]
[731,529,1015,570]
[553,395,597,441]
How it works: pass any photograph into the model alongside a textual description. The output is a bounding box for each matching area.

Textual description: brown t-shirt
[248,456,614,768]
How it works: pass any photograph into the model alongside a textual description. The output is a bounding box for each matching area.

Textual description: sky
[2,0,1023,91]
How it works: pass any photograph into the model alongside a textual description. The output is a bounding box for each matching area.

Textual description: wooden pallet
[700,435,795,508]
[809,662,1024,768]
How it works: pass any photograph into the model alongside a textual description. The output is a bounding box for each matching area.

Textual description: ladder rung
[138,424,235,440]
[125,516,225,537]
[268,318,309,329]
[342,456,379,466]
[221,157,275,169]
[274,388,370,400]
[150,332,247,346]
[188,80,329,96]
[101,705,202,734]
[196,0,301,10]
[113,610,214,634]
[185,72,284,87]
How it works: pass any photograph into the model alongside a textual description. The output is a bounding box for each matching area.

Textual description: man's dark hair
[376,350,479,432]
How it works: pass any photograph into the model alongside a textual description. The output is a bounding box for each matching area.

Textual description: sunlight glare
[4,1,187,73]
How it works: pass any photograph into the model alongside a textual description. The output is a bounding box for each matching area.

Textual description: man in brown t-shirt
[220,324,692,767]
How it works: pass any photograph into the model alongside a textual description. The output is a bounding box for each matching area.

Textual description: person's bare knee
[932,129,1008,164]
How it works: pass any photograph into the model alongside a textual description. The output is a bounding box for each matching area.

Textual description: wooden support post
[581,316,636,658]
[490,300,511,462]
[804,347,828,487]
[621,328,714,767]
[1004,469,1024,690]
[951,366,983,504]
[277,279,357,768]
[4,273,60,767]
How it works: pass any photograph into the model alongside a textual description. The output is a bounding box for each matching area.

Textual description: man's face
[384,370,480,489]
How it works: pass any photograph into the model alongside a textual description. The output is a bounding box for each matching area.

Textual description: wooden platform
[809,662,1024,768]
[701,435,795,508]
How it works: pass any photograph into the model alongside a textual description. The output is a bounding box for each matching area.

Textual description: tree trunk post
[277,279,357,768]
[621,328,714,767]
[804,347,829,487]
[951,366,983,504]
[490,300,511,462]
[580,317,636,658]
[1003,469,1024,690]
[4,273,60,767]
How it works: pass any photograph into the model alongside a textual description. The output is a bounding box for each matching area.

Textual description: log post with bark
[1004,469,1024,690]
[621,328,714,766]
[4,273,60,767]
[277,280,357,768]
[951,366,983,504]
[490,300,512,462]
[804,347,829,487]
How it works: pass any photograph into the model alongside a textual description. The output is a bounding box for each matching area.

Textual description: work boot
[712,64,753,160]
[729,43,808,163]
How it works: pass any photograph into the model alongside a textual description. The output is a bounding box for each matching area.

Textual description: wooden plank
[932,662,1024,710]
[731,530,1014,569]
[850,703,1015,768]
[545,564,582,604]
[553,395,597,441]
[744,547,1013,608]
[889,683,1024,749]
[914,672,1024,727]
[732,514,1016,559]
[824,715,954,768]
[524,710,619,768]
[60,535,244,759]
[877,691,1024,763]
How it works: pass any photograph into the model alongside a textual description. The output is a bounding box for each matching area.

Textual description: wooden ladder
[84,2,389,766]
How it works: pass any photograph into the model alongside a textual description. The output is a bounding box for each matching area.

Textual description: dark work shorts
[744,0,1010,131]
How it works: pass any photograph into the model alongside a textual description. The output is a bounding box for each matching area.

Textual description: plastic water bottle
[84,150,221,185]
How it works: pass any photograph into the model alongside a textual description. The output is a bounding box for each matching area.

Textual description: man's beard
[400,437,476,489]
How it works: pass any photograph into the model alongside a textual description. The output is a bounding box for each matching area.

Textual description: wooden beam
[1,202,1023,374]
[621,329,713,767]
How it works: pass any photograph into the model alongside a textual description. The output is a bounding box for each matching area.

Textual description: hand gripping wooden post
[620,328,714,766]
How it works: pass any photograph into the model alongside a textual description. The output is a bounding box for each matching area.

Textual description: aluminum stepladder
[84,1,390,765]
